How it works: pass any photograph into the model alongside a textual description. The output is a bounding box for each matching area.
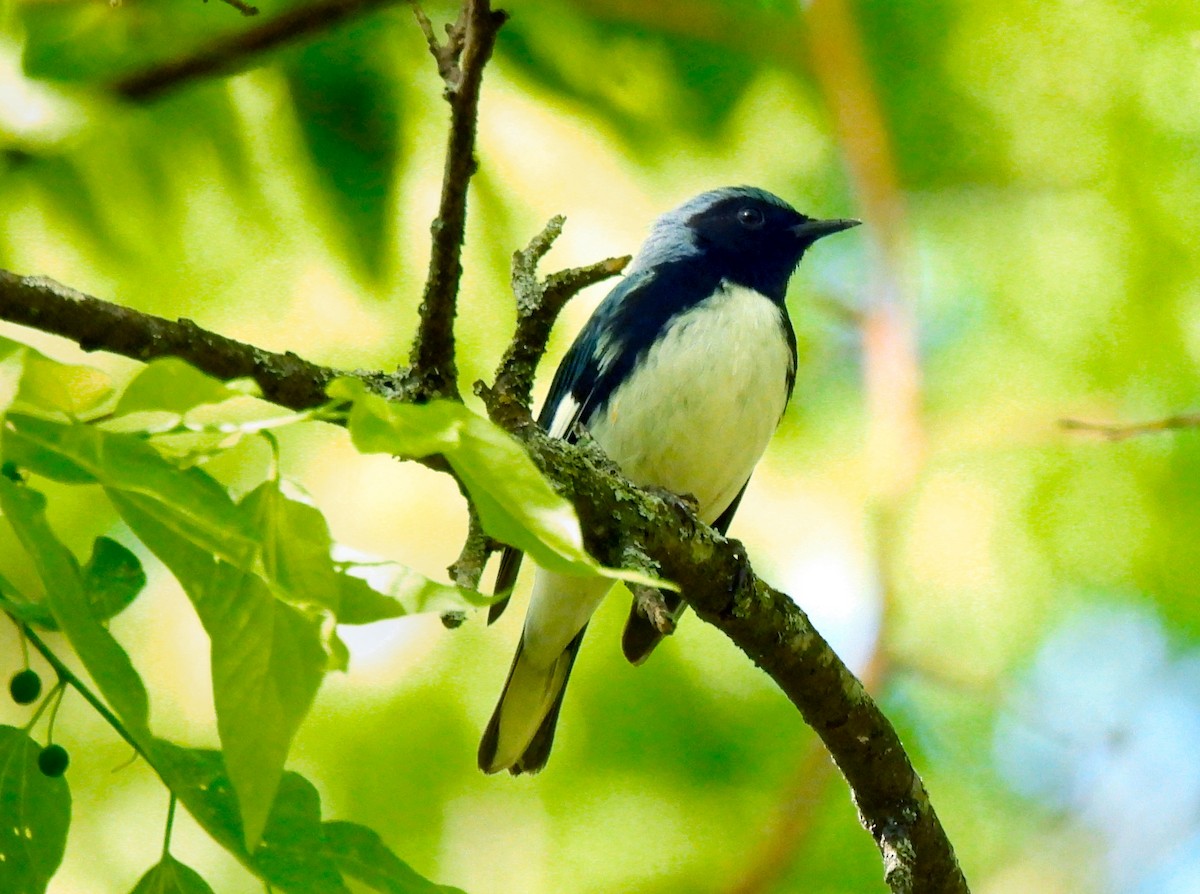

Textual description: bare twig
[402,0,509,401]
[214,0,261,17]
[1060,412,1200,440]
[490,215,630,412]
[112,0,402,102]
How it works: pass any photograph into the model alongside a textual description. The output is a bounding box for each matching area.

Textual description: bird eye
[737,207,765,228]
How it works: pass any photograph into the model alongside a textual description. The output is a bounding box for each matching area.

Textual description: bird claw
[631,585,677,635]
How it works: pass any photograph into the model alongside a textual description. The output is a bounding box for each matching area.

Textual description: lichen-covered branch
[489,215,630,411]
[0,263,967,891]
[402,0,509,401]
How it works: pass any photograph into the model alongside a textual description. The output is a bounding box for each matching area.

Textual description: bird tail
[478,626,587,775]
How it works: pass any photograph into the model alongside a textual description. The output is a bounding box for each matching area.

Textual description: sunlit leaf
[335,562,492,624]
[14,351,112,419]
[0,478,151,734]
[0,339,26,422]
[114,357,252,418]
[128,855,216,894]
[0,726,71,894]
[328,377,672,589]
[322,821,465,894]
[5,415,258,567]
[112,494,328,853]
[241,480,341,614]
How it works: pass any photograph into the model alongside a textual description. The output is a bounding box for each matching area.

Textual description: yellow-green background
[2,0,1200,891]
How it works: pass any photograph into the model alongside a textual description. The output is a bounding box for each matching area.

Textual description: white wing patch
[547,395,582,440]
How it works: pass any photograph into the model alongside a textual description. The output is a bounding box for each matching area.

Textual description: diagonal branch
[0,264,966,891]
[402,0,509,401]
[112,0,403,102]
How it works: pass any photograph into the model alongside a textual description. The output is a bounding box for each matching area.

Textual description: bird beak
[792,218,861,242]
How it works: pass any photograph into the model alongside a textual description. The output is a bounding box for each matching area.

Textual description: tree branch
[0,263,966,891]
[0,270,341,411]
[112,0,403,102]
[488,215,630,412]
[1060,412,1200,440]
[402,0,508,401]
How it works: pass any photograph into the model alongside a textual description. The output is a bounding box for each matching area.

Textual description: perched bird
[479,186,859,775]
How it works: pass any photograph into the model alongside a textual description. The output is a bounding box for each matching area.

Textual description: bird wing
[488,269,656,622]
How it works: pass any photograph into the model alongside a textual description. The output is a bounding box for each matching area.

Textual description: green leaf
[112,494,329,853]
[83,536,147,622]
[0,338,26,423]
[152,743,349,894]
[335,562,492,624]
[241,480,340,614]
[114,357,251,418]
[283,19,401,281]
[321,821,465,894]
[0,569,50,628]
[14,350,112,419]
[328,378,672,590]
[0,478,151,735]
[5,415,259,567]
[129,855,216,894]
[0,726,71,894]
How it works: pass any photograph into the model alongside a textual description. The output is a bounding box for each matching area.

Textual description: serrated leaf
[129,855,216,894]
[83,536,146,622]
[321,821,465,894]
[112,494,328,853]
[114,357,249,418]
[152,743,348,894]
[0,478,151,734]
[327,378,673,590]
[0,726,71,894]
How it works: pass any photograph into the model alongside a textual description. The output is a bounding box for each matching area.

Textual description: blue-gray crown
[627,186,800,275]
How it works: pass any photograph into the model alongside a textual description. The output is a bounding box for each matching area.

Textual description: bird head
[630,186,859,301]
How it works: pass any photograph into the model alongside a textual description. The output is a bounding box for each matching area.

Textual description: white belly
[586,282,792,523]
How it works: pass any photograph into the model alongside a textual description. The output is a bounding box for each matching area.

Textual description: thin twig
[18,620,148,761]
[403,0,509,401]
[1060,412,1200,441]
[214,0,261,17]
[112,0,402,102]
[489,215,629,414]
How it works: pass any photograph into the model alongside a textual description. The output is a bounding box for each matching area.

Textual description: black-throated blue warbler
[479,186,859,775]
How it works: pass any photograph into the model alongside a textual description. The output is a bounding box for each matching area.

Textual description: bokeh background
[3,0,1200,891]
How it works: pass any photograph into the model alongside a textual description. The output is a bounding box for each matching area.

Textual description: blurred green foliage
[2,0,1200,892]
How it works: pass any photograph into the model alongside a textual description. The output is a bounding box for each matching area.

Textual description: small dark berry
[38,744,69,777]
[9,669,42,705]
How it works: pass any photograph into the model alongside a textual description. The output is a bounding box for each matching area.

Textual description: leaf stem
[15,618,148,761]
[162,793,178,859]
